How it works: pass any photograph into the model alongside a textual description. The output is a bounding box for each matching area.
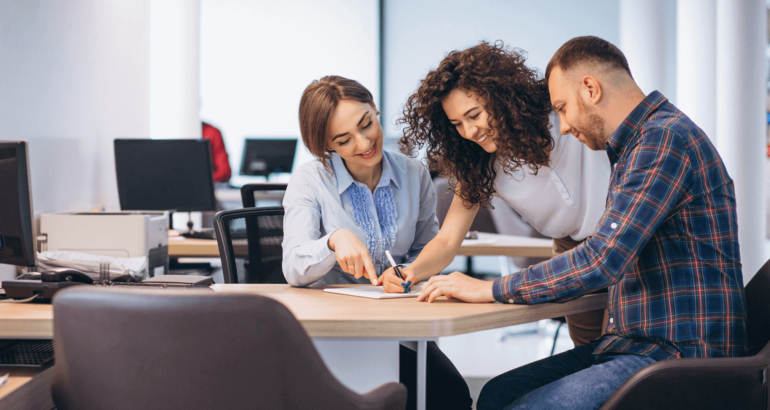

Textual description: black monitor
[239,138,297,177]
[114,139,217,213]
[0,141,37,268]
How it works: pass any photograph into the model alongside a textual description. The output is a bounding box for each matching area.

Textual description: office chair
[51,287,407,410]
[433,177,501,277]
[240,183,288,208]
[214,206,286,284]
[433,176,550,277]
[599,258,770,410]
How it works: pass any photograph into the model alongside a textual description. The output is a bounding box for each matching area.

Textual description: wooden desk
[0,285,606,339]
[0,366,54,410]
[0,285,606,410]
[167,232,554,259]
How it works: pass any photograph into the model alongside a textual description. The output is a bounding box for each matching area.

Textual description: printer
[39,211,169,278]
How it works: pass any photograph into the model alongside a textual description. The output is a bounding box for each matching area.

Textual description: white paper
[461,238,497,246]
[323,283,424,299]
[36,251,147,281]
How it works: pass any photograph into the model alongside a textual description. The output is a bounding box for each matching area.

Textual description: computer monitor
[0,141,37,268]
[239,138,297,177]
[114,139,217,213]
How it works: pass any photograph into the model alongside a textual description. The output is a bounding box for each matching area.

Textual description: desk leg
[416,340,427,410]
[401,339,432,410]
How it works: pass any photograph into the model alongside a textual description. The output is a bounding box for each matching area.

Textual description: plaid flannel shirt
[493,91,749,360]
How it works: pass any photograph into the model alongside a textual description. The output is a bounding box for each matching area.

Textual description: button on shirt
[493,91,749,360]
[282,151,439,286]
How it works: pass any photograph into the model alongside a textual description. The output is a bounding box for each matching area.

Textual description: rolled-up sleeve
[493,127,692,304]
[281,172,338,287]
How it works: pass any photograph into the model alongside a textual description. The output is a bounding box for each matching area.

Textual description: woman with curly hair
[378,41,612,347]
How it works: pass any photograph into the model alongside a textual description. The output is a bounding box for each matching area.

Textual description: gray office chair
[240,183,287,208]
[599,258,770,410]
[214,206,286,283]
[51,287,407,410]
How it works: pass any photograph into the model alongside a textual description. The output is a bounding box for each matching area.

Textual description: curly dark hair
[398,41,553,208]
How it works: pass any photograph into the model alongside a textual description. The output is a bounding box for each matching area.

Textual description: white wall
[619,0,678,100]
[199,0,380,183]
[0,0,199,279]
[0,0,152,216]
[150,0,201,139]
[381,0,621,138]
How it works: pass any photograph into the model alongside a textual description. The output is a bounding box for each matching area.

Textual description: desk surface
[0,366,54,409]
[0,284,606,339]
[168,232,554,259]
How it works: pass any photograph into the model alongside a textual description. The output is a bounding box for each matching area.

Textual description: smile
[477,132,489,143]
[357,143,376,158]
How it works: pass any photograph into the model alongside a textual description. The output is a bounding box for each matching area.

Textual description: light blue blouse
[282,150,439,286]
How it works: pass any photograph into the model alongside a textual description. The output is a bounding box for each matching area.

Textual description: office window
[381,0,620,139]
[200,0,380,182]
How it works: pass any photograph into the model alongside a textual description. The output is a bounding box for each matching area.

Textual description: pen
[384,250,411,293]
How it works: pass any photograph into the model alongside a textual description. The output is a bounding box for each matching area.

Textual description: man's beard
[575,97,606,150]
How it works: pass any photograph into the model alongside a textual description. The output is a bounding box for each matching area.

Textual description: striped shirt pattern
[492,91,749,360]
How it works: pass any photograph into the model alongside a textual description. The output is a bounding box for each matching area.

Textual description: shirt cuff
[492,275,520,304]
[314,232,335,260]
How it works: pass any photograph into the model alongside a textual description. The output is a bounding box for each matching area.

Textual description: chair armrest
[600,356,769,410]
[359,382,408,410]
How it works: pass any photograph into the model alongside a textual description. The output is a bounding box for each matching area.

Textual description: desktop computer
[114,139,218,237]
[0,141,37,269]
[239,138,297,178]
[1,141,212,305]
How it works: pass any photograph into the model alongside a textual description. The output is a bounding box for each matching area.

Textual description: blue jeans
[477,341,658,410]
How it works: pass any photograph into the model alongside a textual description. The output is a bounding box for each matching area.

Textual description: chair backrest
[214,207,286,283]
[240,183,287,208]
[51,287,406,410]
[433,177,496,232]
[744,258,770,355]
[433,176,549,269]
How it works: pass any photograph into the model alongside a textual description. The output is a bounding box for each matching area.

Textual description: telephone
[40,268,94,284]
[3,268,92,302]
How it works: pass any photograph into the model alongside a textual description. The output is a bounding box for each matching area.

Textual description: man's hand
[376,266,416,293]
[416,271,496,303]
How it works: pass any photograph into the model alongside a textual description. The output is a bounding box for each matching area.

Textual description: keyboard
[180,230,217,240]
[94,281,207,289]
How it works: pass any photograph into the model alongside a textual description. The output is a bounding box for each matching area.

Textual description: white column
[619,0,670,96]
[676,0,716,139]
[150,0,201,139]
[715,0,767,281]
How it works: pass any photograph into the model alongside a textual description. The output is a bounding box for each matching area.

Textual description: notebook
[323,283,424,299]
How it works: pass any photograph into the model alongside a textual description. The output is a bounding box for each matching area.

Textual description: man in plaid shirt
[417,36,749,410]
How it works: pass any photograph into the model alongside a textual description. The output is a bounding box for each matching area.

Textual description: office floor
[439,319,574,407]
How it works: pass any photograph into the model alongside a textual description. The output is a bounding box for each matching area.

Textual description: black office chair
[214,207,287,284]
[51,287,407,410]
[240,183,288,208]
[600,258,770,410]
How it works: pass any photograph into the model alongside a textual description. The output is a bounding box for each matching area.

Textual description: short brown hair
[545,36,632,83]
[298,76,375,171]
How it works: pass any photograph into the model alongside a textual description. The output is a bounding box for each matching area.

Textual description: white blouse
[493,126,612,241]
